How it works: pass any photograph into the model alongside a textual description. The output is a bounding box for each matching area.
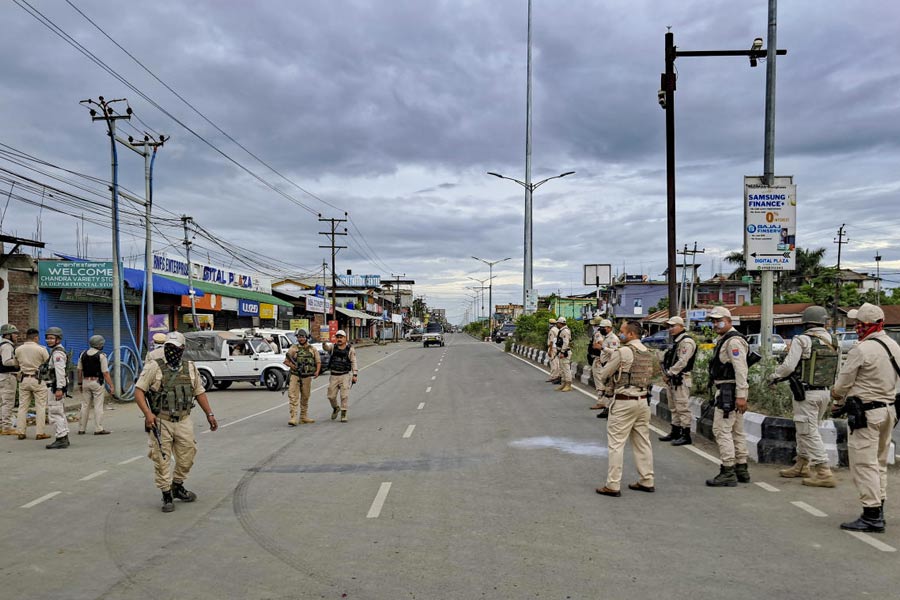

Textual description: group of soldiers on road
[544,302,898,533]
[283,328,358,425]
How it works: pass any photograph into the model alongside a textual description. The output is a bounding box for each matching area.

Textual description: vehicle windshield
[841,332,858,341]
[285,332,298,345]
[772,335,785,344]
[425,323,443,333]
[501,324,516,331]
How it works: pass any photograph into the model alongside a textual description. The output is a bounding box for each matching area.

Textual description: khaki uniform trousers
[288,374,313,422]
[48,392,69,438]
[560,353,572,384]
[0,374,17,430]
[666,374,693,428]
[605,398,654,490]
[147,414,197,491]
[16,376,47,436]
[792,389,829,466]
[327,373,353,409]
[79,379,106,433]
[848,406,896,508]
[712,406,748,467]
[548,349,560,379]
[591,360,610,406]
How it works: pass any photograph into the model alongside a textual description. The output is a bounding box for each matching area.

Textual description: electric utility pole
[833,224,848,329]
[318,213,348,327]
[128,135,167,319]
[81,96,131,398]
[677,242,705,314]
[391,273,405,340]
[181,215,199,329]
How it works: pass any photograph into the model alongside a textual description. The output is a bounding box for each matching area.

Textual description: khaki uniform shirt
[547,326,559,350]
[135,359,205,397]
[601,331,620,365]
[0,339,18,379]
[597,339,649,397]
[50,345,68,389]
[773,326,834,380]
[667,333,697,377]
[77,348,110,373]
[714,329,750,397]
[832,331,900,404]
[14,341,49,376]
[558,327,571,352]
[323,343,358,374]
[146,347,165,362]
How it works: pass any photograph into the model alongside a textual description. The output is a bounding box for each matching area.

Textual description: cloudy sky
[2,0,899,323]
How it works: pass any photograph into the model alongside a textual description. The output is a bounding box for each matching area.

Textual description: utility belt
[714,381,738,418]
[668,370,692,387]
[614,394,646,401]
[802,384,828,390]
[331,370,351,376]
[835,397,897,433]
[83,376,100,381]
[157,412,190,423]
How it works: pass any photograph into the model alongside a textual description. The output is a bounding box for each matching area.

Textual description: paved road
[1,334,897,599]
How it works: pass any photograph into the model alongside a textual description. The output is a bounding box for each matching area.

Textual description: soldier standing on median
[590,318,618,418]
[830,303,899,533]
[769,305,838,487]
[705,307,752,487]
[595,321,655,497]
[659,316,697,446]
[546,319,561,384]
[0,324,20,435]
[134,331,218,513]
[284,329,321,426]
[14,328,49,441]
[555,317,573,392]
[324,330,357,422]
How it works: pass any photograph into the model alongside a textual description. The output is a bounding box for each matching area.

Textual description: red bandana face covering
[856,321,884,340]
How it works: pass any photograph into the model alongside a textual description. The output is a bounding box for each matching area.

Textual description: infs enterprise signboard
[743,176,796,271]
[153,254,272,294]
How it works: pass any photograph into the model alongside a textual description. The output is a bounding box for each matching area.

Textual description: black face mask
[164,345,184,369]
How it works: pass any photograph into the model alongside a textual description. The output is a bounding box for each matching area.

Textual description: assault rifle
[770,372,805,402]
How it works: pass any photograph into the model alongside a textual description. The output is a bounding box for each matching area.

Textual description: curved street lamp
[472,256,511,336]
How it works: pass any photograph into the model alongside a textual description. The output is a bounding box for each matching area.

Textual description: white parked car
[746,333,788,357]
[185,331,290,392]
[836,331,858,353]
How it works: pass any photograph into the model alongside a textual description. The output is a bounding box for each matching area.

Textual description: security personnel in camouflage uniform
[324,330,357,422]
[546,319,561,384]
[831,303,899,533]
[284,329,321,425]
[0,324,20,435]
[134,331,218,513]
[590,319,619,417]
[44,327,71,449]
[595,321,655,497]
[659,317,697,446]
[14,328,49,441]
[705,307,752,487]
[556,317,573,392]
[770,305,838,487]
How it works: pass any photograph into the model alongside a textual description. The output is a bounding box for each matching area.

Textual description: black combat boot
[596,408,609,419]
[706,465,738,487]
[171,481,197,502]
[658,426,680,442]
[840,506,885,533]
[45,435,70,449]
[734,463,751,483]
[671,427,693,446]
[161,490,175,513]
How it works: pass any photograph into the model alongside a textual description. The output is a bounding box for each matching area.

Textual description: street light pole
[472,256,511,336]
[487,170,574,313]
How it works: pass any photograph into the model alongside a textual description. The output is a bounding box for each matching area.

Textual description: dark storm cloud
[2,0,899,321]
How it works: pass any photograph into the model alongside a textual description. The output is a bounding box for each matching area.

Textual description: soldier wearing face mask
[134,332,218,513]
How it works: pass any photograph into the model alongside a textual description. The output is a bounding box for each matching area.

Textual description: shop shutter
[91,303,140,357]
[41,290,90,361]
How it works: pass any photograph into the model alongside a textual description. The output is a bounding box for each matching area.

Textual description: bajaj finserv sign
[237,300,260,316]
[38,261,113,288]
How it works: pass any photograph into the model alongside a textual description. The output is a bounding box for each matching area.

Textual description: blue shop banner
[238,300,260,316]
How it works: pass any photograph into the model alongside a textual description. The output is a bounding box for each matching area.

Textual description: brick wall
[8,267,38,332]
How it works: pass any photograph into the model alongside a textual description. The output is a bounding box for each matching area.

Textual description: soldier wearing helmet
[555,317,573,392]
[659,316,697,445]
[283,328,321,426]
[590,318,619,417]
[546,318,561,384]
[14,328,49,441]
[76,335,114,435]
[0,324,20,435]
[43,326,71,449]
[770,305,838,487]
[831,303,899,533]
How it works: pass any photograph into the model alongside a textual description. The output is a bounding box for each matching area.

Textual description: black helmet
[46,326,63,339]
[89,335,105,349]
[296,329,309,339]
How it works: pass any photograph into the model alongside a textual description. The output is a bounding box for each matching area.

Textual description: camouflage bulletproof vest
[147,359,195,416]
[795,334,839,387]
[291,344,317,377]
[623,346,654,390]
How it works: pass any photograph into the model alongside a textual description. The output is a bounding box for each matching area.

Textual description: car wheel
[264,369,285,391]
[214,381,233,390]
[199,370,214,392]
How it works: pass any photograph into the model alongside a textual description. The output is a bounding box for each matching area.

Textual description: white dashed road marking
[791,501,827,517]
[431,376,436,380]
[755,482,780,492]
[80,470,108,481]
[426,387,432,393]
[434,368,439,372]
[118,455,142,465]
[366,482,392,518]
[844,531,897,552]
[403,425,416,438]
[22,491,61,509]
[417,402,425,410]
